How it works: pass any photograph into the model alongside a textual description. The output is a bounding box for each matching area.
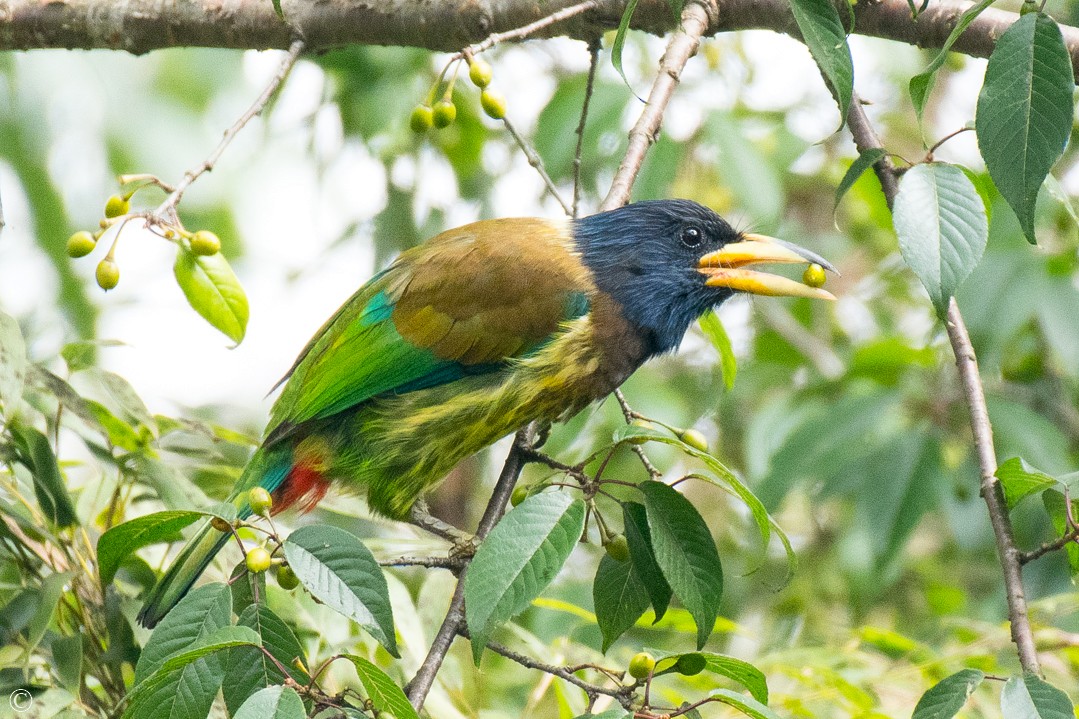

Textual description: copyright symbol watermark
[9,689,33,713]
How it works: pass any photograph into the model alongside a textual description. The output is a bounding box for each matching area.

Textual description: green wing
[265,218,592,444]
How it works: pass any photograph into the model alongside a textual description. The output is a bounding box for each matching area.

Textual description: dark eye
[680,226,702,248]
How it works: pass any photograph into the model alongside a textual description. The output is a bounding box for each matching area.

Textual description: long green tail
[137,446,292,628]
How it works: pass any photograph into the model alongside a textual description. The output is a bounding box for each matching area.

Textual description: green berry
[210,516,232,532]
[678,428,708,453]
[628,651,656,680]
[480,89,506,120]
[802,263,827,288]
[625,418,653,445]
[276,563,300,590]
[605,533,630,563]
[511,485,530,507]
[245,547,272,574]
[104,195,130,219]
[189,230,221,256]
[96,259,120,290]
[432,100,457,129]
[410,104,434,133]
[249,487,273,517]
[468,58,493,88]
[675,652,706,676]
[66,231,97,258]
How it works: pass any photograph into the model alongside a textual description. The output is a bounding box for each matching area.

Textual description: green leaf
[909,0,997,119]
[269,0,285,21]
[913,669,986,719]
[10,424,79,527]
[80,367,155,431]
[611,0,641,88]
[835,148,886,209]
[699,310,737,390]
[0,310,27,418]
[639,481,723,648]
[26,572,71,654]
[999,673,1073,719]
[702,653,769,704]
[283,524,398,656]
[343,655,421,719]
[1041,490,1079,575]
[710,688,782,719]
[623,501,673,622]
[465,491,586,662]
[787,0,854,122]
[995,457,1057,511]
[593,553,650,652]
[234,686,306,719]
[976,12,1074,243]
[173,246,249,344]
[223,605,308,716]
[135,583,232,684]
[97,509,222,586]
[893,162,988,316]
[573,710,631,719]
[124,625,261,719]
[52,635,83,694]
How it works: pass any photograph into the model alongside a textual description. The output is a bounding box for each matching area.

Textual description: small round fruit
[66,231,97,258]
[245,547,272,573]
[679,428,708,453]
[511,485,530,507]
[248,487,273,517]
[276,563,300,590]
[189,230,221,256]
[675,652,706,676]
[104,195,130,219]
[96,259,120,290]
[626,418,653,445]
[480,89,506,120]
[469,58,493,87]
[628,651,656,680]
[210,516,232,532]
[432,100,457,128]
[410,104,434,133]
[802,263,827,288]
[605,533,630,563]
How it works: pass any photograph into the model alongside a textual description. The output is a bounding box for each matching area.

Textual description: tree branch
[846,94,1041,675]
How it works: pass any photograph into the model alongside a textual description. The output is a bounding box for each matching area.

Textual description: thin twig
[467,0,599,57]
[614,389,662,478]
[503,117,573,216]
[601,0,714,211]
[925,126,974,160]
[847,93,1041,674]
[1019,526,1079,565]
[409,501,474,545]
[378,554,467,571]
[153,39,305,221]
[573,38,602,219]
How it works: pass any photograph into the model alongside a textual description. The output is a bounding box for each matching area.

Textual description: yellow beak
[697,233,837,301]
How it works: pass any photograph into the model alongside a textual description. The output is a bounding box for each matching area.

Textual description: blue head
[574,199,835,357]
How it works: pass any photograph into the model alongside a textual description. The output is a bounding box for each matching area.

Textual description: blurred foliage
[1,13,1079,719]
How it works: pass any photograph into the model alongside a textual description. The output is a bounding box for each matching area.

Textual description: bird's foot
[449,535,479,559]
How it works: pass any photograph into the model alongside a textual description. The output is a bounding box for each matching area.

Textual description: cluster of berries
[410,57,506,133]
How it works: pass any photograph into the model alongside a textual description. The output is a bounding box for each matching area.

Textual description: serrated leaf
[97,509,227,586]
[1000,673,1073,719]
[283,524,398,656]
[640,481,723,649]
[234,686,305,719]
[995,457,1058,511]
[893,162,988,316]
[909,0,997,119]
[699,310,737,390]
[710,688,782,719]
[593,553,650,652]
[702,653,769,704]
[835,148,886,209]
[344,655,420,719]
[10,424,79,527]
[465,492,586,662]
[788,0,854,122]
[623,501,673,622]
[913,669,986,719]
[174,246,249,344]
[0,311,27,418]
[223,605,308,716]
[134,583,232,684]
[611,0,641,88]
[976,12,1074,243]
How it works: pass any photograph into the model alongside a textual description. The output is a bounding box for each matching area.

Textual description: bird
[137,199,835,627]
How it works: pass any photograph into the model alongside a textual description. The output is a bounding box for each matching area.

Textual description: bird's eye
[681,226,702,248]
